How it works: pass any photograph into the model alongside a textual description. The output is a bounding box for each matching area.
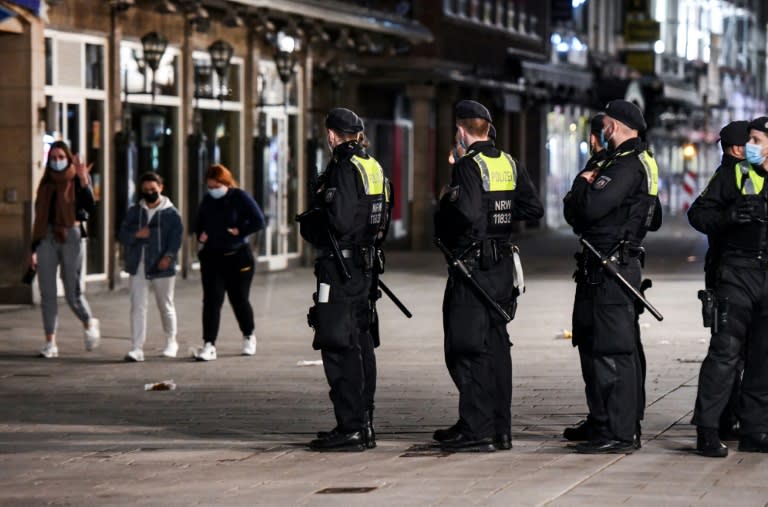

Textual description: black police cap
[718,121,750,147]
[325,107,364,134]
[604,100,647,133]
[590,113,606,134]
[748,116,768,135]
[455,100,492,123]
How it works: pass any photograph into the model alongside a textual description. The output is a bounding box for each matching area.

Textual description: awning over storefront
[522,61,593,92]
[231,0,433,44]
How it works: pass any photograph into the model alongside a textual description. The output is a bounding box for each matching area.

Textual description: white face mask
[49,159,69,172]
[208,186,227,199]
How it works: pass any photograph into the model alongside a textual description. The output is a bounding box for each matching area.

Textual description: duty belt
[317,248,354,259]
[721,256,768,270]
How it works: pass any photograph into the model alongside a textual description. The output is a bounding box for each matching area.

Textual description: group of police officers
[298,98,768,456]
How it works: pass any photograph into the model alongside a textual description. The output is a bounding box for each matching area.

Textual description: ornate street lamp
[274,32,298,108]
[208,39,234,101]
[140,31,168,101]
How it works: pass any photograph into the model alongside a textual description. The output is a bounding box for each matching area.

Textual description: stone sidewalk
[1,228,768,506]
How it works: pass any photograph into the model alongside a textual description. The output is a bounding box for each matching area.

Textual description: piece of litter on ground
[659,340,670,345]
[687,255,697,262]
[555,329,572,339]
[297,360,323,366]
[640,322,651,329]
[699,338,707,343]
[144,380,176,391]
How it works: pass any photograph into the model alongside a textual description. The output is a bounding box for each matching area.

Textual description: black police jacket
[300,141,385,249]
[563,148,609,228]
[565,138,662,249]
[434,140,544,249]
[688,157,768,255]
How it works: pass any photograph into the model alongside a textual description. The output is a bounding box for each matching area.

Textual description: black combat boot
[738,433,768,453]
[433,422,461,442]
[494,433,512,450]
[696,427,728,457]
[308,430,365,452]
[364,409,376,449]
[563,419,596,441]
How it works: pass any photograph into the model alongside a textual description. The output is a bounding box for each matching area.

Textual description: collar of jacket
[333,140,365,160]
[467,139,495,152]
[721,154,743,168]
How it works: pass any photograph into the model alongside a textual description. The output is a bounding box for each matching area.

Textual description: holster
[697,289,716,330]
[479,239,496,270]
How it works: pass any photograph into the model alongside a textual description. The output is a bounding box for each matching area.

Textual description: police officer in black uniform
[564,100,662,454]
[689,117,768,457]
[299,107,386,452]
[562,113,611,442]
[697,121,750,441]
[433,100,544,452]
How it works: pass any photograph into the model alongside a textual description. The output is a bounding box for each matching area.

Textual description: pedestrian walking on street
[29,140,101,358]
[299,107,386,452]
[562,113,610,442]
[118,172,183,362]
[689,116,768,457]
[562,100,662,454]
[193,164,265,361]
[433,100,543,452]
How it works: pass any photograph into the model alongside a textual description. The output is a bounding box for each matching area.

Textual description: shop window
[85,43,104,90]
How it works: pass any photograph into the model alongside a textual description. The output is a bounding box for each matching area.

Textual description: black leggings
[200,245,255,344]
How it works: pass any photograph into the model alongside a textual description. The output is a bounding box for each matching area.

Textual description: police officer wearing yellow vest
[564,100,662,454]
[689,116,768,457]
[433,100,544,452]
[300,107,386,452]
[562,112,611,442]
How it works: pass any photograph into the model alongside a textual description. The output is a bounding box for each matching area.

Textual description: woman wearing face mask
[29,140,100,358]
[118,172,183,362]
[193,164,265,361]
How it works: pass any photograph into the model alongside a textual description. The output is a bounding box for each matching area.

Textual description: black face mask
[142,191,159,204]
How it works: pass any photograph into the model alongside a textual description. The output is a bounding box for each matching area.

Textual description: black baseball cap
[748,116,768,135]
[590,113,606,134]
[604,100,647,132]
[718,121,750,147]
[455,100,492,123]
[325,107,364,134]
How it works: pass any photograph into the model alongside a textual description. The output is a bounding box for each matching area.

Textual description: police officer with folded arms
[564,100,662,454]
[689,117,768,457]
[433,100,543,452]
[299,107,386,452]
[562,113,611,442]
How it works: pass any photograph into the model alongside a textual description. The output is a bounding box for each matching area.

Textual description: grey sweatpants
[36,226,93,334]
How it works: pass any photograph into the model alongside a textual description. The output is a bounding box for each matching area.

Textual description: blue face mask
[458,138,467,151]
[746,143,766,165]
[49,159,68,172]
[208,186,227,199]
[599,131,609,150]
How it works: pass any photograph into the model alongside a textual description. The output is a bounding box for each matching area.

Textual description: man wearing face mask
[433,100,543,452]
[299,107,386,452]
[688,116,768,457]
[562,113,611,442]
[118,172,183,362]
[564,100,662,454]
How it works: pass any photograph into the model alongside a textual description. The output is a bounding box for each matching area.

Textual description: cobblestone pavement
[2,220,768,506]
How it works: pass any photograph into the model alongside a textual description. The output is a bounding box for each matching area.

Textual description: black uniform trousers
[442,255,516,440]
[693,260,768,434]
[199,245,255,343]
[314,256,376,433]
[572,256,644,442]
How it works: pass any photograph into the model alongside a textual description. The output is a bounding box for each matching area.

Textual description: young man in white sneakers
[118,172,183,362]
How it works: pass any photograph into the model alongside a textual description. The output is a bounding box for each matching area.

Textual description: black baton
[378,279,413,318]
[580,237,664,322]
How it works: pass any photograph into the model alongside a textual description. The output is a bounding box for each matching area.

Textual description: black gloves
[725,199,759,225]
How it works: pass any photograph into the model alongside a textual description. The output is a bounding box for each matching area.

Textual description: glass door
[254,107,300,270]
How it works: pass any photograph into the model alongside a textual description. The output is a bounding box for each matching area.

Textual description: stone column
[406,84,436,250]
[106,8,123,289]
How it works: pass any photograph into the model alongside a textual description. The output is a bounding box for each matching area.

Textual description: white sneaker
[84,318,101,351]
[39,343,58,358]
[124,349,145,362]
[162,338,178,358]
[242,335,257,356]
[194,342,217,361]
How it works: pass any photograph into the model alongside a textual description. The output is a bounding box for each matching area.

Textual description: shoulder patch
[324,187,337,203]
[593,175,612,190]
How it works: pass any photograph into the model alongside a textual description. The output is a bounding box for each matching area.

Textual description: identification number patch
[325,187,337,203]
[593,175,612,190]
